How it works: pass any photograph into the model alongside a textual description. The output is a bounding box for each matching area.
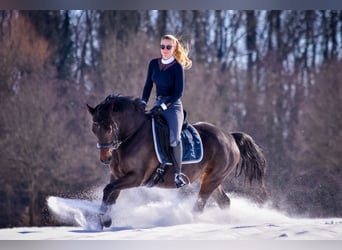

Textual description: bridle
[96,141,121,151]
[96,122,121,150]
[96,116,150,151]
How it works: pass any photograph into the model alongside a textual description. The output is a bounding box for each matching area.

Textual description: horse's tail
[231,132,266,184]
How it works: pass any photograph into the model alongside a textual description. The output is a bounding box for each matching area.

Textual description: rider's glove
[150,103,167,116]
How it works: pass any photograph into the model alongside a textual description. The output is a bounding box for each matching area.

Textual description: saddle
[144,111,203,187]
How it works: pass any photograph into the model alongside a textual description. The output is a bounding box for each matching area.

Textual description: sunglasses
[160,44,173,50]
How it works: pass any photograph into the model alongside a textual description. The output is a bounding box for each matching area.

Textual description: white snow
[0,187,342,240]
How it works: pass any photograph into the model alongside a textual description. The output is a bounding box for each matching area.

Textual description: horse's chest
[110,152,120,170]
[110,152,127,176]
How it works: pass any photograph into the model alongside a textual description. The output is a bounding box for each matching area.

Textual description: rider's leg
[170,141,186,188]
[159,99,186,188]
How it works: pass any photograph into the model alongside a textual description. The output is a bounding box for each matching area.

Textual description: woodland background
[0,10,341,227]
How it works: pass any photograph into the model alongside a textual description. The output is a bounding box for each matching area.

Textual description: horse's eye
[92,122,100,131]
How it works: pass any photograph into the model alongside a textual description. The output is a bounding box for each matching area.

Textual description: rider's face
[160,39,176,60]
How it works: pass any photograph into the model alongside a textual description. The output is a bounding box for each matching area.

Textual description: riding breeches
[154,97,184,147]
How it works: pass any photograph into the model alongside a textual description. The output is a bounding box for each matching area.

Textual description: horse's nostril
[101,156,112,165]
[100,149,113,164]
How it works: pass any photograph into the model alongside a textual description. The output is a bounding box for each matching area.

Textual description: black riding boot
[170,142,187,188]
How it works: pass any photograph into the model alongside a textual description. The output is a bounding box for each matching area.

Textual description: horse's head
[87,94,146,164]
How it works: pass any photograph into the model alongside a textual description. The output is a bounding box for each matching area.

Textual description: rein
[97,115,151,151]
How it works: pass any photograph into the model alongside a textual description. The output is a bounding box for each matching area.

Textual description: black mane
[104,94,145,112]
[93,94,145,127]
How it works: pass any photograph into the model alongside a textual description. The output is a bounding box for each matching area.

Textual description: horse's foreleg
[100,188,120,214]
[98,188,120,229]
[98,173,141,228]
[99,174,120,213]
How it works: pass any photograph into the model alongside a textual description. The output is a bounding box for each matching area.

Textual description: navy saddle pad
[152,117,203,165]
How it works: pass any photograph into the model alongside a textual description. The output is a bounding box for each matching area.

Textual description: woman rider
[141,34,192,188]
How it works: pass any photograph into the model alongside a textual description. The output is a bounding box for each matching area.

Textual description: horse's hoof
[99,213,112,228]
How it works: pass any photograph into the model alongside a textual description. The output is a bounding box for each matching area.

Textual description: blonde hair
[162,34,192,70]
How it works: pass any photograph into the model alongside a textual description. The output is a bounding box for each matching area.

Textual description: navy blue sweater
[142,58,184,106]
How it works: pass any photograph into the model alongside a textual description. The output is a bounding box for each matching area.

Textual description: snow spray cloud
[47,185,294,229]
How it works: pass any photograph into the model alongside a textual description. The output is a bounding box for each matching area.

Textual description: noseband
[96,141,121,151]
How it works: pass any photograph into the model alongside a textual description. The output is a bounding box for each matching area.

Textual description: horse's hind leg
[193,193,210,213]
[194,184,230,213]
[193,177,223,213]
[212,185,230,209]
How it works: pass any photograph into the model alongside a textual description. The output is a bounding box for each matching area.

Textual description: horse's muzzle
[99,149,112,164]
[100,156,112,165]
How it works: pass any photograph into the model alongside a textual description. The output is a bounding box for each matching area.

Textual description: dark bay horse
[87,94,267,229]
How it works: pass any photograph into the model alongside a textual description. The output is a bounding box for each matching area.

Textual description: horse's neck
[120,114,150,142]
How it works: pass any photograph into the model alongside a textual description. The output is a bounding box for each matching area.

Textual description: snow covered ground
[0,187,342,240]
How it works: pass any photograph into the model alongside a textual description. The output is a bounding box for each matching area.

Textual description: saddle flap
[152,117,203,165]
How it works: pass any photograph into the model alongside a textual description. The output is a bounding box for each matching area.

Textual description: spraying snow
[1,186,341,239]
[47,186,330,230]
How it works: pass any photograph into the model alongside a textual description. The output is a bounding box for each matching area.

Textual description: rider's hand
[150,103,167,116]
[150,106,163,116]
[141,100,147,110]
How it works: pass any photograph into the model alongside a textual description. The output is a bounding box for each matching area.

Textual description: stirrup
[174,173,188,188]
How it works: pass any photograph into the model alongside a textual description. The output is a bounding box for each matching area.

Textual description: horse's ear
[87,104,95,115]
